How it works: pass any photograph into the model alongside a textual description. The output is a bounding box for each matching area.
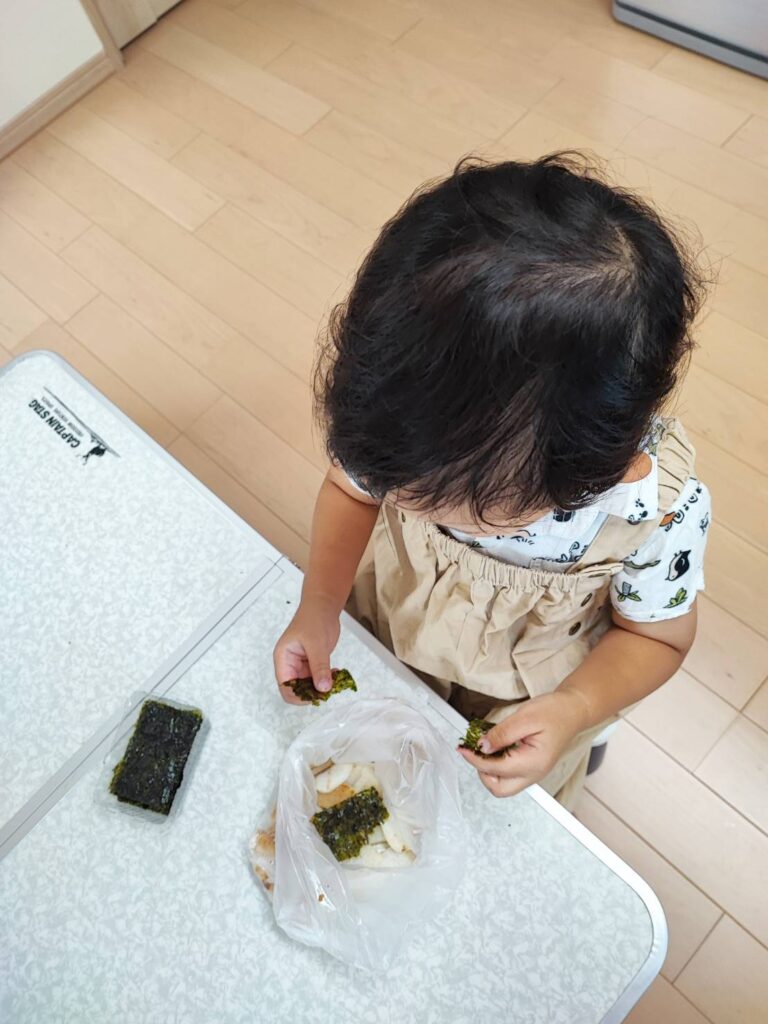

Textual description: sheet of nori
[311,786,389,861]
[459,718,517,758]
[286,668,357,706]
[109,700,203,816]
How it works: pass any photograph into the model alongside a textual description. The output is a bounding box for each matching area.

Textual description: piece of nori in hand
[312,786,389,861]
[109,700,203,816]
[459,718,517,759]
[286,668,357,706]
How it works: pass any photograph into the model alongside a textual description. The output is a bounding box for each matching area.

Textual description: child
[273,154,710,810]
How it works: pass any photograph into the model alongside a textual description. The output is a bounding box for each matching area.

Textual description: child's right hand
[273,594,341,704]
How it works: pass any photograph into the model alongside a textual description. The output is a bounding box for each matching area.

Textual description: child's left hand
[457,689,591,798]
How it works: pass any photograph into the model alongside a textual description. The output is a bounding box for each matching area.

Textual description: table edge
[274,557,669,1021]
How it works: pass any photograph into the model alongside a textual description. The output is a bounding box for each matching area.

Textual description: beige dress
[349,419,696,809]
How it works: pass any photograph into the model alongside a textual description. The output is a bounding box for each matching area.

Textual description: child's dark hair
[316,153,705,523]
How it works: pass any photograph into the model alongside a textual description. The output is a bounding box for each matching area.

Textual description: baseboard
[0,53,114,161]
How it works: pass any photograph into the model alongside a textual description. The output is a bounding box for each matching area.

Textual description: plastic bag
[256,697,466,971]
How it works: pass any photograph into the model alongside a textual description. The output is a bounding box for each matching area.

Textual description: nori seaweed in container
[109,699,203,816]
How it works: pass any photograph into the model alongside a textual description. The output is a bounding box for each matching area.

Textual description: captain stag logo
[28,387,119,464]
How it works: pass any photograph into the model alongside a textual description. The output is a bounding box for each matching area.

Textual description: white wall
[0,0,104,128]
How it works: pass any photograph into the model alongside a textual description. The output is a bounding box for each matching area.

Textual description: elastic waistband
[423,522,606,593]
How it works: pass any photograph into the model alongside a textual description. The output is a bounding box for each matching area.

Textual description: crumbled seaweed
[312,786,389,861]
[459,718,517,759]
[109,700,203,816]
[286,668,357,706]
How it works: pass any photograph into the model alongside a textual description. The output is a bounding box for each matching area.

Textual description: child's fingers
[273,641,305,684]
[457,744,533,779]
[278,681,311,705]
[305,643,333,692]
[478,771,530,799]
[478,712,540,755]
[273,641,314,704]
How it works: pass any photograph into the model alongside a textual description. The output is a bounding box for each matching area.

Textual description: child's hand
[457,690,591,798]
[273,594,341,704]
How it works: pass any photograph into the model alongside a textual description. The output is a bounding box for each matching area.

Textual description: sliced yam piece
[256,828,276,856]
[253,864,273,892]
[354,843,416,869]
[381,815,405,853]
[349,764,381,794]
[316,782,356,809]
[315,762,354,793]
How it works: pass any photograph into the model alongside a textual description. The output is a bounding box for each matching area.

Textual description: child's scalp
[315,153,708,524]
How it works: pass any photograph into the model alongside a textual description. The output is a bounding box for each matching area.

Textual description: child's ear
[621,452,653,483]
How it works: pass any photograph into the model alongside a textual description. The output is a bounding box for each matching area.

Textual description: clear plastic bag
[255,697,466,971]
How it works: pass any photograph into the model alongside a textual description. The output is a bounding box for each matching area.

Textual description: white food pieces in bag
[271,698,467,970]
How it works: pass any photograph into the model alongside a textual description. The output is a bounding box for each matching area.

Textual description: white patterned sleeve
[611,477,711,622]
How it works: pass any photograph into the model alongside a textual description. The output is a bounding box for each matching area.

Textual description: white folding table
[0,352,666,1023]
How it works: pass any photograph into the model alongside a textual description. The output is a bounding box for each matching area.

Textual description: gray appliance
[614,1,768,79]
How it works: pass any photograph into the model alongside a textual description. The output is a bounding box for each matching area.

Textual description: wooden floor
[2,0,767,1018]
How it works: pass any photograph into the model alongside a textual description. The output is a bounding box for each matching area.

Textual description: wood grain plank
[677,915,768,1024]
[0,160,89,252]
[14,133,318,381]
[61,227,324,470]
[624,976,710,1024]
[266,44,488,162]
[163,0,292,67]
[0,211,95,323]
[696,715,768,834]
[243,0,525,136]
[168,434,310,567]
[687,427,768,556]
[678,364,768,477]
[67,295,221,431]
[82,76,200,159]
[654,47,768,119]
[118,50,402,233]
[586,721,768,947]
[533,79,645,147]
[694,312,768,403]
[745,680,768,733]
[296,0,420,41]
[137,20,329,134]
[12,321,178,447]
[708,258,768,339]
[0,275,48,350]
[305,109,448,197]
[577,792,721,981]
[705,524,768,639]
[686,595,768,711]
[497,110,617,161]
[626,668,737,771]
[725,114,768,170]
[48,106,223,231]
[171,132,371,275]
[394,17,559,110]
[185,395,323,539]
[537,39,748,146]
[196,203,345,323]
[620,117,768,221]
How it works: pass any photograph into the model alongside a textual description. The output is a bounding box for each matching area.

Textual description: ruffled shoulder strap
[655,417,697,513]
[571,417,697,570]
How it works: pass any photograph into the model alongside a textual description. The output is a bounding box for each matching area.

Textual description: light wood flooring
[1,1,767,1019]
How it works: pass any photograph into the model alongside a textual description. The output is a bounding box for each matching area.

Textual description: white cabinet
[92,0,182,47]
